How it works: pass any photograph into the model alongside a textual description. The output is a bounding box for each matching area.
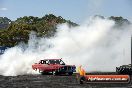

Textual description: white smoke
[0,17,131,76]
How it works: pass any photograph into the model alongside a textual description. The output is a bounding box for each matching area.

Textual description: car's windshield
[49,59,65,65]
[59,60,65,65]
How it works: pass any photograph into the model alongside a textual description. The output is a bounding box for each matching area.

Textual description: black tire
[79,76,86,84]
[41,71,46,75]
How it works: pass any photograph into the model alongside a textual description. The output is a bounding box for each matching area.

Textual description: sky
[0,0,132,24]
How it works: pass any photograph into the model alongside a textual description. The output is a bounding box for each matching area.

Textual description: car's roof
[41,58,62,60]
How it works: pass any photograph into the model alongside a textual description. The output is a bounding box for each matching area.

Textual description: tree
[0,14,78,46]
[109,16,131,26]
[0,17,11,29]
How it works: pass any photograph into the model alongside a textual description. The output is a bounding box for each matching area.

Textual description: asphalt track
[0,73,132,88]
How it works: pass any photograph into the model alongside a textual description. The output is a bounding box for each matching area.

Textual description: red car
[32,59,76,75]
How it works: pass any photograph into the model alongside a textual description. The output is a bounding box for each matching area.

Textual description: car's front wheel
[68,72,73,76]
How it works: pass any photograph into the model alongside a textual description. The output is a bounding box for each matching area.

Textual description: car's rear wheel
[41,71,48,75]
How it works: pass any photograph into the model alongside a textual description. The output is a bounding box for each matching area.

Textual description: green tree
[0,14,78,46]
[109,16,131,26]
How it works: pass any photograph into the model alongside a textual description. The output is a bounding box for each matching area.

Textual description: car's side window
[45,61,48,64]
[40,60,46,64]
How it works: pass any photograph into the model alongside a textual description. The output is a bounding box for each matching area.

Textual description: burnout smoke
[0,17,131,76]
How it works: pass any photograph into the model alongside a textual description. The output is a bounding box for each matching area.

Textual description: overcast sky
[0,0,132,23]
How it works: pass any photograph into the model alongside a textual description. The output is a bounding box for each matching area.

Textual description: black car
[116,64,132,74]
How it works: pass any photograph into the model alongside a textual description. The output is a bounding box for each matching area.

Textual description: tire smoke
[0,17,131,76]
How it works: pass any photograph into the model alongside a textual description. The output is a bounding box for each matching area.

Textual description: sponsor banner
[85,75,130,83]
